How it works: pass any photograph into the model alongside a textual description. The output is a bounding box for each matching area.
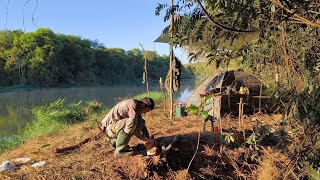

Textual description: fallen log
[54,131,103,154]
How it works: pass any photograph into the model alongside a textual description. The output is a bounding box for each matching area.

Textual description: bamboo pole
[169,0,174,121]
[139,43,150,97]
[258,82,262,113]
[159,77,166,110]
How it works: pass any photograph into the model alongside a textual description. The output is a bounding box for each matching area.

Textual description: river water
[0,80,196,137]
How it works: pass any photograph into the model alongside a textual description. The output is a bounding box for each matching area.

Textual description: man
[99,97,156,157]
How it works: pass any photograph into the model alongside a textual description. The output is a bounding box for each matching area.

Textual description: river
[0,80,196,137]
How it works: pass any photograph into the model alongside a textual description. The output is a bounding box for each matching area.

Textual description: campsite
[0,0,319,179]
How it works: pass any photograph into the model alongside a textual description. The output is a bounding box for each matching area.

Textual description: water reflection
[0,80,195,136]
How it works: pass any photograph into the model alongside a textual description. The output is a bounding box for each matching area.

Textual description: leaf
[271,5,275,13]
[309,166,319,180]
[229,135,234,143]
[41,144,50,148]
[251,154,257,161]
[185,104,200,115]
[202,111,209,119]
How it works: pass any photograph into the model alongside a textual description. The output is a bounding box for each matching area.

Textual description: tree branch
[195,0,257,33]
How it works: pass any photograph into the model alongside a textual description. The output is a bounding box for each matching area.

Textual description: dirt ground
[0,108,297,180]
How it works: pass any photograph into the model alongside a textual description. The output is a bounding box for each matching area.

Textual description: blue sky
[0,0,188,63]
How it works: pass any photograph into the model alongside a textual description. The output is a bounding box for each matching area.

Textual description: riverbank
[0,91,165,153]
[0,103,303,179]
[1,91,317,179]
[0,80,196,137]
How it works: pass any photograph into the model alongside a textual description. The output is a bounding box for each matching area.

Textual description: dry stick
[185,130,201,179]
[280,22,304,91]
[219,96,222,134]
[139,43,150,97]
[241,99,244,128]
[270,0,320,28]
[282,133,310,180]
[224,151,244,178]
[241,98,245,139]
[260,146,286,168]
[238,97,243,129]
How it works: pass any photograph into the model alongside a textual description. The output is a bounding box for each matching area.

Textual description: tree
[156,0,320,177]
[0,29,176,86]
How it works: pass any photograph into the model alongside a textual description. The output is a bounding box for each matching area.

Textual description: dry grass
[0,108,293,179]
[256,148,288,180]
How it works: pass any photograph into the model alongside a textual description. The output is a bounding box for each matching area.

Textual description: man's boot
[110,138,116,148]
[105,137,116,148]
[114,130,135,158]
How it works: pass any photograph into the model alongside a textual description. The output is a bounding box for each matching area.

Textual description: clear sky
[0,0,188,63]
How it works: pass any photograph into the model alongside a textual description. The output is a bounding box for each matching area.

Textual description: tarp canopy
[154,31,259,50]
[154,15,259,50]
[186,70,266,114]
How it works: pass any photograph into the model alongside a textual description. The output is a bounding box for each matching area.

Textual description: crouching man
[99,97,157,157]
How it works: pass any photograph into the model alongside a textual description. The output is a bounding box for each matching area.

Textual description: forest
[0,28,194,87]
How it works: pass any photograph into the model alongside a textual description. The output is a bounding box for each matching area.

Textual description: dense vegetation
[0,28,194,87]
[157,0,319,178]
[185,62,217,78]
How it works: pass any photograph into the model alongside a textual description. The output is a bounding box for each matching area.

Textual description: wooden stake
[159,77,166,110]
[238,97,242,128]
[258,82,262,113]
[169,0,174,121]
[139,43,150,97]
[219,96,222,135]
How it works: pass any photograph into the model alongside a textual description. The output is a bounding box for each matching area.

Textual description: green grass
[21,99,84,138]
[133,91,166,105]
[0,99,86,153]
[0,135,25,153]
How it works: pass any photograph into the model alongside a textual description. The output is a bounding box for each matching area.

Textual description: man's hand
[144,139,161,156]
[143,139,158,150]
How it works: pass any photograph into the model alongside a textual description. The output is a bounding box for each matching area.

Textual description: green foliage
[295,85,320,125]
[84,100,103,115]
[157,0,320,177]
[246,132,258,150]
[157,0,319,63]
[0,28,180,87]
[184,62,216,78]
[133,91,165,105]
[185,104,201,115]
[21,99,84,138]
[309,167,320,180]
[223,132,234,144]
[185,96,211,119]
[0,135,24,153]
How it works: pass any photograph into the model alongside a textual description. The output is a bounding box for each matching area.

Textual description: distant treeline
[0,28,194,87]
